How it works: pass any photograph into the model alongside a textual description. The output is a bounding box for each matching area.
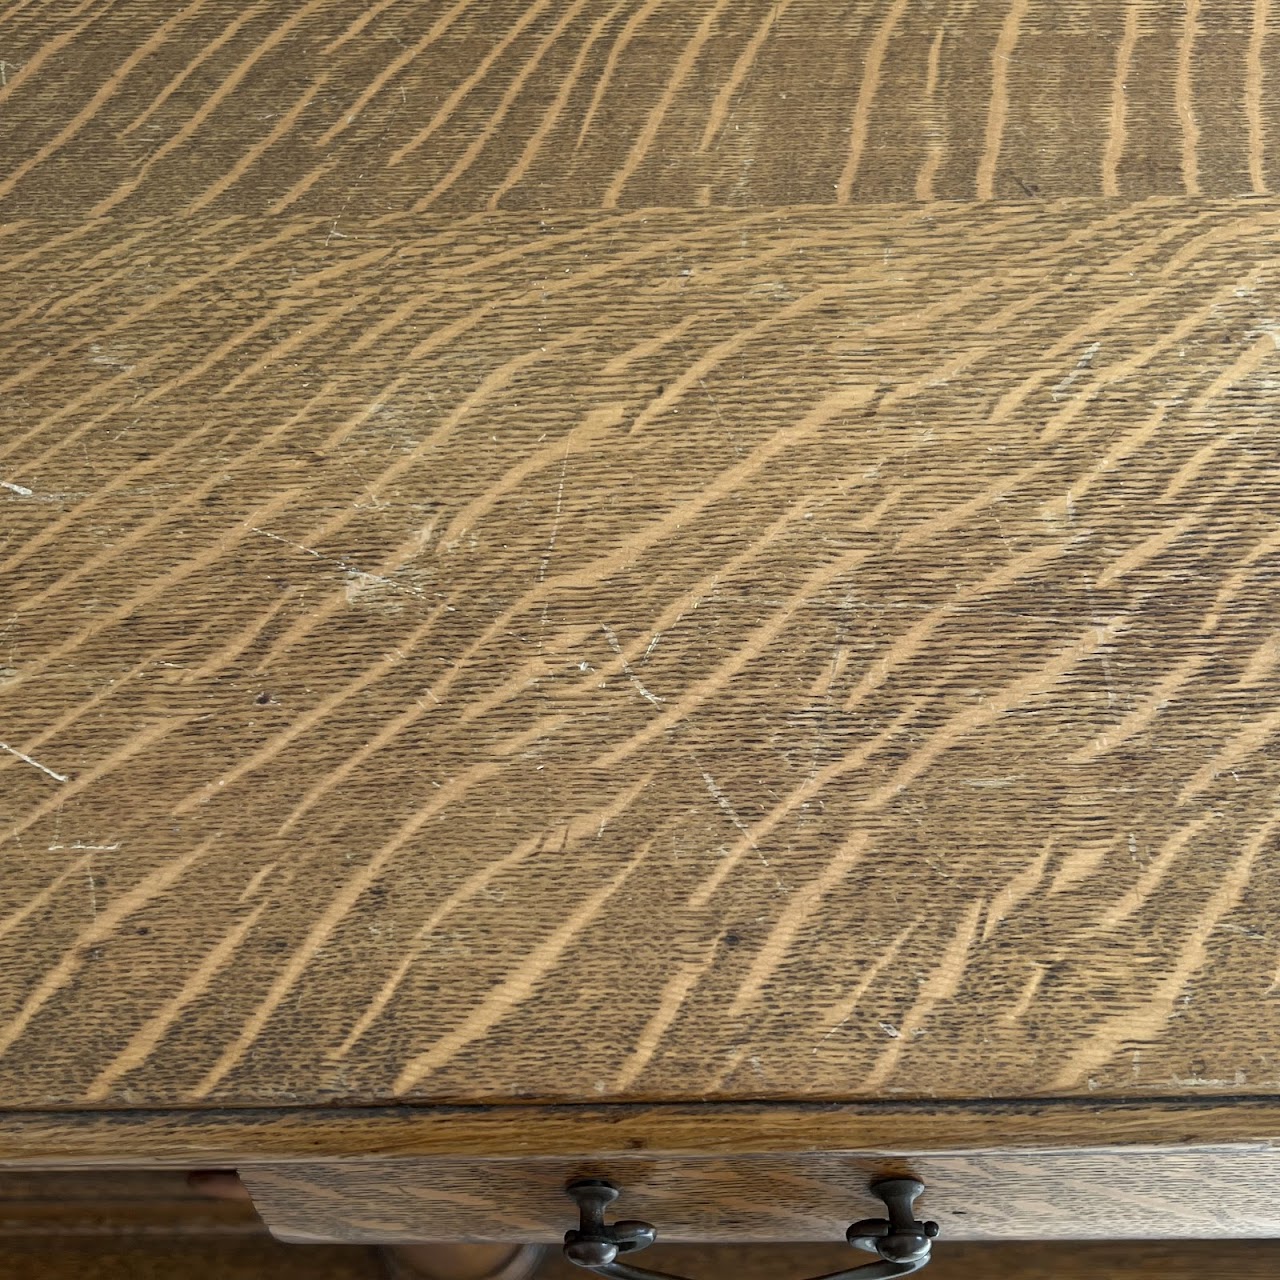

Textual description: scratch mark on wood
[0,740,68,783]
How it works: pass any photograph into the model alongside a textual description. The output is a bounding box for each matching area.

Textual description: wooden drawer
[245,1148,1280,1245]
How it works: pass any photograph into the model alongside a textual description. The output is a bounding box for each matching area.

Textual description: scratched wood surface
[2,197,1279,1109]
[0,0,1277,218]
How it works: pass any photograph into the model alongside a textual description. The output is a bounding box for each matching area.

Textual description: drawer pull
[563,1176,937,1278]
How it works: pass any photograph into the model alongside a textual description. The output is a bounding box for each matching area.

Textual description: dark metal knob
[564,1176,937,1278]
[847,1178,940,1266]
[564,1180,659,1270]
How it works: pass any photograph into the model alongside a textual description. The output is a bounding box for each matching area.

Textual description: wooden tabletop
[2,1,1278,1115]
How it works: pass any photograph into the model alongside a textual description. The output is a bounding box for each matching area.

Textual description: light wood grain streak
[1052,811,1280,1088]
[574,0,666,149]
[924,26,944,98]
[1164,330,1280,506]
[387,0,555,167]
[3,489,303,697]
[334,779,650,1058]
[988,210,1272,422]
[1034,269,1267,446]
[1048,838,1123,899]
[365,364,865,746]
[0,856,94,945]
[1238,632,1280,687]
[313,0,473,145]
[4,217,315,399]
[170,609,447,816]
[859,900,984,1091]
[0,839,214,1062]
[815,924,915,1045]
[844,539,1074,711]
[976,0,1028,198]
[688,695,932,910]
[85,896,273,1100]
[184,71,331,215]
[837,0,910,202]
[240,333,583,678]
[391,850,646,1092]
[982,841,1053,940]
[1094,816,1217,932]
[592,554,881,770]
[1177,0,1203,195]
[0,1,204,201]
[916,26,947,201]
[0,0,102,110]
[0,656,153,783]
[490,0,630,208]
[1070,652,1207,761]
[1102,3,1141,197]
[0,252,317,481]
[864,620,1128,809]
[699,0,794,152]
[1004,964,1046,1024]
[602,0,730,207]
[613,939,724,1090]
[630,288,861,433]
[122,0,270,135]
[589,492,820,692]
[1094,507,1206,588]
[6,719,187,844]
[729,832,869,1014]
[323,0,404,53]
[1200,519,1280,630]
[1247,0,1271,193]
[189,760,504,1098]
[5,392,315,611]
[89,0,331,216]
[1179,706,1280,803]
[415,0,592,208]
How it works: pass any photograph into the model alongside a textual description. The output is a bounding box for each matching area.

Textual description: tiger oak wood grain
[3,199,1280,1109]
[0,1,1277,218]
[246,1148,1280,1242]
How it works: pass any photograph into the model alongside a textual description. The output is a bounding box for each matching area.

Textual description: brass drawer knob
[563,1176,938,1278]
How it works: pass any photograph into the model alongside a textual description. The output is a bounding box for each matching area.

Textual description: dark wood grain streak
[3,201,1280,1109]
[0,1,1276,219]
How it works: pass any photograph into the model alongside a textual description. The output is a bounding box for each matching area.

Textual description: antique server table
[2,2,1280,1272]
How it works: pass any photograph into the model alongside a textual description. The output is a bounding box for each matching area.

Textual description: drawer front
[243,1148,1280,1244]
